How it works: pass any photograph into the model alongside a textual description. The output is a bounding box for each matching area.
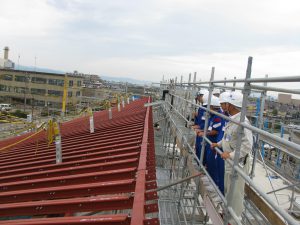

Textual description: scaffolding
[154,57,300,225]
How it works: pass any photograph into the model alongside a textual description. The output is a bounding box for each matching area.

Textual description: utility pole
[23,72,30,112]
[61,74,68,117]
[31,97,34,122]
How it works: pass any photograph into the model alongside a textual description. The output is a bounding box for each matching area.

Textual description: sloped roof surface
[0,98,158,225]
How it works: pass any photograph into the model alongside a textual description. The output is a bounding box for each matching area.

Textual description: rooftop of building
[0,68,83,78]
[0,97,158,225]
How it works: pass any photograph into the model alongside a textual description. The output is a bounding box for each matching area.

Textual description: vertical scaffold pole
[224,57,252,225]
[199,67,214,165]
[193,72,197,90]
[250,74,268,178]
[191,67,215,225]
[233,76,237,91]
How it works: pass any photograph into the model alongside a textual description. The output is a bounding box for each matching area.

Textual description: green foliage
[272,108,278,116]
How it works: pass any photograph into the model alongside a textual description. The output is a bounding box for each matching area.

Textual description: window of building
[15,75,27,82]
[0,84,10,92]
[31,77,47,84]
[68,91,73,97]
[14,87,28,93]
[48,90,63,97]
[77,80,82,87]
[76,91,81,97]
[69,80,73,86]
[48,79,64,86]
[33,100,45,107]
[48,101,62,108]
[0,74,13,81]
[31,88,46,95]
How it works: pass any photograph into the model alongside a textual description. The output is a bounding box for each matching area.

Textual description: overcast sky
[1,0,300,83]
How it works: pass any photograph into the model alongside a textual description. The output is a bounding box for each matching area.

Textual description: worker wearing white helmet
[193,89,208,125]
[219,91,231,115]
[212,89,221,97]
[196,95,225,194]
[219,91,231,104]
[192,91,209,161]
[195,89,208,104]
[211,91,253,224]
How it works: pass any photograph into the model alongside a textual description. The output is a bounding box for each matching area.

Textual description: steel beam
[0,214,130,225]
[0,146,140,178]
[0,179,136,204]
[1,167,137,192]
[0,195,133,217]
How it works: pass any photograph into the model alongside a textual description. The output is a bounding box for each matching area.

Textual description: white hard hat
[199,89,208,95]
[219,91,231,103]
[202,93,209,106]
[210,96,220,107]
[212,89,220,95]
[202,94,220,107]
[228,91,243,108]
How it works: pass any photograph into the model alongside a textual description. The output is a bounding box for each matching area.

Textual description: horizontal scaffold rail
[158,56,300,225]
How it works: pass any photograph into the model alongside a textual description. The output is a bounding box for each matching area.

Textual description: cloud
[0,0,71,37]
[0,0,300,84]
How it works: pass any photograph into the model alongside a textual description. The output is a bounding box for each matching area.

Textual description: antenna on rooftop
[17,54,20,70]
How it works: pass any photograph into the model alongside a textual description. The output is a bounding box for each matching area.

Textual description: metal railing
[156,56,300,225]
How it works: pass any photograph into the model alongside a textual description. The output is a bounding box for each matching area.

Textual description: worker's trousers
[224,158,251,225]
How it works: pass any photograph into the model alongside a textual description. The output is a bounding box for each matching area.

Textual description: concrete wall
[291,98,300,106]
[0,69,83,107]
[278,93,292,104]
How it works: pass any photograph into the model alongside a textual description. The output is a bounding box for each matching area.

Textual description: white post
[89,115,94,133]
[117,103,121,111]
[55,125,62,164]
[127,97,130,104]
[132,96,135,101]
[122,99,125,108]
[109,107,112,119]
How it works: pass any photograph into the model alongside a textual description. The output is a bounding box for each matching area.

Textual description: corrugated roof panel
[0,98,159,225]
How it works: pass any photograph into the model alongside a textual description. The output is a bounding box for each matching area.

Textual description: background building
[0,68,83,108]
[278,93,292,104]
[0,46,83,109]
[0,47,14,69]
[277,93,300,106]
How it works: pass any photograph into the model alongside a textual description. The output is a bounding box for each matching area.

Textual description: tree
[272,108,278,116]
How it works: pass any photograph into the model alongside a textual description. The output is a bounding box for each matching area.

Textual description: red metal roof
[0,98,159,225]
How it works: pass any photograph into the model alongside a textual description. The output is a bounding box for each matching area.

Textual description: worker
[211,91,253,224]
[196,95,225,193]
[212,89,221,97]
[192,90,208,160]
[192,90,207,125]
[219,91,231,115]
[210,91,231,194]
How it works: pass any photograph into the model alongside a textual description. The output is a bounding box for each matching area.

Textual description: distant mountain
[101,75,152,86]
[14,65,153,85]
[15,65,64,74]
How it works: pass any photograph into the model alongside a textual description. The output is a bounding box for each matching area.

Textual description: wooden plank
[245,185,285,225]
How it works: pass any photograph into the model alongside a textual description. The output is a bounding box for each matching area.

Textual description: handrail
[163,92,299,225]
[168,93,300,159]
[159,56,300,225]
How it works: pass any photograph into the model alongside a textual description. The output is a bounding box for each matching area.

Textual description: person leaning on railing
[191,90,208,160]
[197,95,225,194]
[211,91,253,225]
